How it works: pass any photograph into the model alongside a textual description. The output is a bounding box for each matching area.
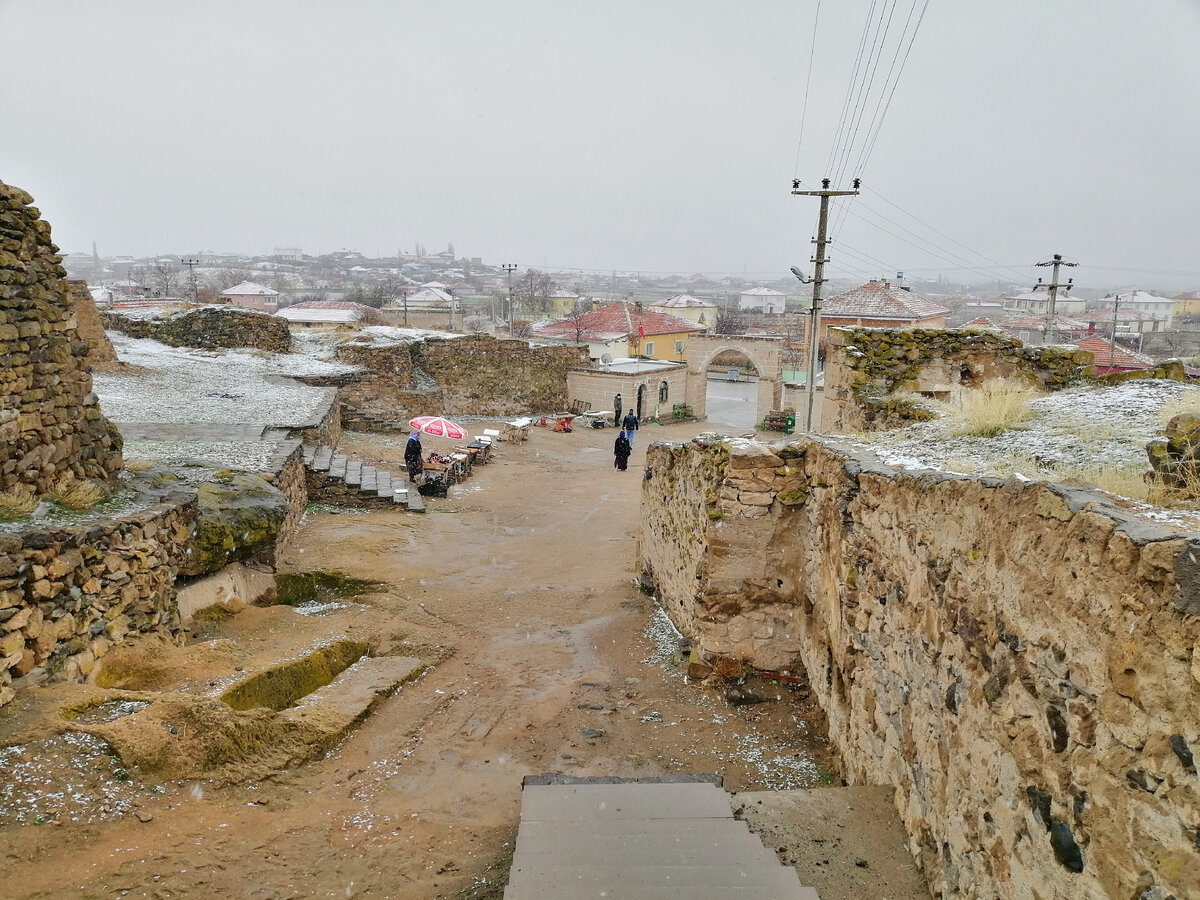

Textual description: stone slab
[519,782,733,822]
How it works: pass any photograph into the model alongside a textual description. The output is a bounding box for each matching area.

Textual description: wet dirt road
[1,421,838,899]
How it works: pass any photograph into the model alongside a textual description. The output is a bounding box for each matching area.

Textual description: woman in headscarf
[405,431,424,483]
[613,429,632,471]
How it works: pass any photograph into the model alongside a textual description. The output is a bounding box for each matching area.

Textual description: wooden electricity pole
[791,177,859,432]
[502,263,517,335]
[1034,253,1077,344]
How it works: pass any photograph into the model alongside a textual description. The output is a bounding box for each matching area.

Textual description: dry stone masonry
[0,487,198,707]
[102,305,292,353]
[823,327,1094,432]
[639,435,1200,900]
[0,181,123,495]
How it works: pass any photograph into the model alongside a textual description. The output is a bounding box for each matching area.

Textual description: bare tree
[714,308,748,335]
[515,268,557,316]
[150,261,181,298]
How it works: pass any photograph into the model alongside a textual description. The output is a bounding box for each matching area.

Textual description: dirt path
[2,421,846,899]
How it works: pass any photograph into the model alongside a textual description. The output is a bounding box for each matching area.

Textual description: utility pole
[1110,293,1121,372]
[791,177,860,433]
[502,263,517,335]
[1034,253,1077,344]
[181,257,200,304]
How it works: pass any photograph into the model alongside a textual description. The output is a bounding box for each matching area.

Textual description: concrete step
[403,488,425,512]
[376,472,393,497]
[510,841,777,870]
[505,867,814,899]
[311,448,334,472]
[302,445,316,465]
[519,782,733,822]
[360,466,377,491]
[345,460,363,486]
[511,824,774,857]
[328,454,348,479]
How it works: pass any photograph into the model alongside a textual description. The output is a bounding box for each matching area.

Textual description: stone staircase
[302,444,425,511]
[505,776,819,899]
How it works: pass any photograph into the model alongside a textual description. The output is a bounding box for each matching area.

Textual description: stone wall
[68,280,120,370]
[102,305,291,352]
[823,327,1095,433]
[638,435,1200,900]
[335,334,587,429]
[0,490,198,707]
[0,181,124,496]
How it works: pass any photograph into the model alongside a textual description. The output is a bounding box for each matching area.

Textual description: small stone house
[220,281,280,312]
[737,287,786,314]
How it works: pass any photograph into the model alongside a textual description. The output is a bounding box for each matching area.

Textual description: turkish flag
[638,323,645,338]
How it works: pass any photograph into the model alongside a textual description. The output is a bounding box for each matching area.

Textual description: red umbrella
[409,416,470,441]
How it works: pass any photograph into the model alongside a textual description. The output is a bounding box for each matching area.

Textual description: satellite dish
[600,353,614,365]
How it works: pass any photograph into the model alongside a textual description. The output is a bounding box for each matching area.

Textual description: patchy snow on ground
[341,324,464,348]
[122,440,279,473]
[847,378,1200,529]
[94,334,352,425]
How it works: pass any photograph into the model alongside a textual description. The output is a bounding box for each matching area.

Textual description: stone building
[0,180,124,496]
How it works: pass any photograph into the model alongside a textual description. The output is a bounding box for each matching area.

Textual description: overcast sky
[3,1,1199,289]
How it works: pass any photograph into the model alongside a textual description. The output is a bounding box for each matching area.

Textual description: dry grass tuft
[1160,390,1200,426]
[711,656,748,682]
[51,473,110,510]
[946,379,1041,438]
[0,486,36,520]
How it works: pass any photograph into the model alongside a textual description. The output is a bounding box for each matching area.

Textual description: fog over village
[2,3,1200,900]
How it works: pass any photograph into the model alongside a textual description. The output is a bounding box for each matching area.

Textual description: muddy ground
[0,420,923,899]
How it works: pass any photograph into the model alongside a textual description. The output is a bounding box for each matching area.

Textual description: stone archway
[685,334,783,426]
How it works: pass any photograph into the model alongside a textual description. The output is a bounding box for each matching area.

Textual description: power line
[832,0,901,188]
[848,0,927,179]
[792,0,823,178]
[852,197,1031,284]
[825,0,880,176]
[863,186,1030,282]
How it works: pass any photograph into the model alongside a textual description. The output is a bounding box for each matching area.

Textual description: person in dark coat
[613,430,632,471]
[404,431,424,482]
[621,411,639,446]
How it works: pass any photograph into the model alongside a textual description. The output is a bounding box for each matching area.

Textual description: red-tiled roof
[1074,335,1156,370]
[531,302,704,341]
[823,280,948,320]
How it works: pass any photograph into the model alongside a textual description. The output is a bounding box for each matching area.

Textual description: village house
[649,293,718,328]
[1091,290,1174,326]
[530,300,704,363]
[545,288,581,317]
[1172,289,1200,321]
[816,280,949,347]
[1004,283,1087,317]
[737,286,786,314]
[220,280,280,311]
[960,312,1090,345]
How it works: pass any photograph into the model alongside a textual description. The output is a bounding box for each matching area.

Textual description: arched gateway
[684,334,783,426]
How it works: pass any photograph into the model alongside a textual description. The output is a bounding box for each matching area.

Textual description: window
[643,341,655,357]
[674,340,684,355]
[658,381,669,403]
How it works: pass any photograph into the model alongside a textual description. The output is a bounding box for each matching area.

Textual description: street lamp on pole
[502,263,517,335]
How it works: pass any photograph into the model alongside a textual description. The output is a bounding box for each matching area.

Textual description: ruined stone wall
[638,436,1200,900]
[823,327,1095,433]
[264,443,308,560]
[68,281,119,370]
[335,335,587,430]
[289,394,341,450]
[0,492,198,707]
[0,182,124,495]
[102,305,291,352]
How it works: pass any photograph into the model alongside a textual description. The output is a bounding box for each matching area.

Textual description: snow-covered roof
[656,294,717,309]
[400,287,453,305]
[277,302,371,324]
[1097,290,1170,306]
[531,301,704,342]
[421,280,449,289]
[220,281,279,297]
[739,287,784,296]
[824,280,948,320]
